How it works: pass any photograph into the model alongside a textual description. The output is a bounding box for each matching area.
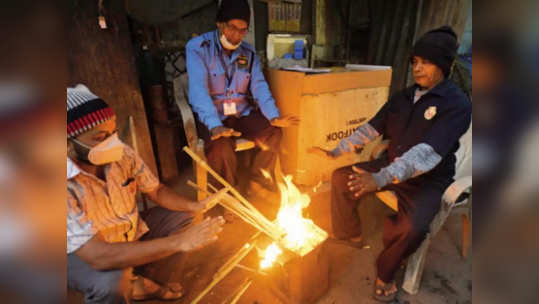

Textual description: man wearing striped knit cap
[67,84,227,303]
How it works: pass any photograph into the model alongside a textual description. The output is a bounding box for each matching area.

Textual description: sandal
[373,279,397,302]
[131,276,184,302]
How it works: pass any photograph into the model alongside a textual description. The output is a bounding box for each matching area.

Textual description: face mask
[73,133,124,165]
[220,33,241,50]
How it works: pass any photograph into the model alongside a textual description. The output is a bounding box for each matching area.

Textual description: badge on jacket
[237,55,249,69]
[424,106,437,120]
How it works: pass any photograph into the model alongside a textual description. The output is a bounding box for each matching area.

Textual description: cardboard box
[266,66,392,185]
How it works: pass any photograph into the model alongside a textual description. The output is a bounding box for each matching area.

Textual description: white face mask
[74,133,124,165]
[220,33,241,50]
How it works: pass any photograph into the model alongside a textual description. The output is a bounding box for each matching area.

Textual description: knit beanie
[67,84,115,139]
[411,25,459,77]
[216,0,250,25]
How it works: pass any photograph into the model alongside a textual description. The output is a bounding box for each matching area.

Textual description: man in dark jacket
[311,26,472,301]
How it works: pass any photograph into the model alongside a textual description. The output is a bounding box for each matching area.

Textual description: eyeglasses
[225,23,248,35]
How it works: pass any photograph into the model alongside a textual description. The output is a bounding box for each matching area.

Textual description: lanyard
[218,51,237,98]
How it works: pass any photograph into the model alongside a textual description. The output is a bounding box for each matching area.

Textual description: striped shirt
[67,146,159,254]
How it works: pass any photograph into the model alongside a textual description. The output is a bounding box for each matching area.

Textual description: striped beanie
[67,84,115,139]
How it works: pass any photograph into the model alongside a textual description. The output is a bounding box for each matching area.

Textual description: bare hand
[173,216,225,252]
[189,188,229,213]
[270,115,300,128]
[211,126,241,140]
[347,166,378,198]
[307,146,337,160]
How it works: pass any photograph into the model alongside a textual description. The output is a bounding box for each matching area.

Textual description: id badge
[223,102,237,116]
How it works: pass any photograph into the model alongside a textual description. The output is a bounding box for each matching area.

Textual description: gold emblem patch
[237,55,248,69]
[424,106,437,120]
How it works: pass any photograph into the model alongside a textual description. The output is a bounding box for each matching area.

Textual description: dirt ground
[69,164,471,304]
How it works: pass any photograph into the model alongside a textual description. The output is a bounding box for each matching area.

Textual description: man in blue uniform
[186,0,298,191]
[311,26,471,301]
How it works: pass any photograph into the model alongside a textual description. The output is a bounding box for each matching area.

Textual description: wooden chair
[173,74,256,200]
[370,123,472,295]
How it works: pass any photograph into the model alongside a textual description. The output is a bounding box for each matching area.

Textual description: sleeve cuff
[206,118,223,131]
[372,169,392,189]
[260,100,280,121]
[331,148,343,157]
[264,110,280,122]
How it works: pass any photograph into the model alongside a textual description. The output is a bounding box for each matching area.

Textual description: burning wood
[258,175,328,269]
[260,243,282,269]
[184,146,329,302]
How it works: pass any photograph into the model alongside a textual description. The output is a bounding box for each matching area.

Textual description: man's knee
[331,166,351,189]
[268,126,283,143]
[401,218,429,245]
[206,137,235,158]
[258,126,282,151]
[85,269,130,304]
[143,207,193,238]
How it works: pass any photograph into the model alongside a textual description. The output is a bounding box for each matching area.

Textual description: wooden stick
[184,146,277,223]
[186,181,270,234]
[235,264,268,276]
[228,279,253,304]
[190,233,261,304]
[207,181,279,237]
[186,179,282,240]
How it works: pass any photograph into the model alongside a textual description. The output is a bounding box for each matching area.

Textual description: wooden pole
[190,233,261,304]
[184,146,283,240]
[186,181,273,235]
[184,146,271,216]
[228,279,253,304]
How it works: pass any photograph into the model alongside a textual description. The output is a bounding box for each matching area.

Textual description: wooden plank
[302,69,392,94]
[174,75,198,150]
[146,85,179,182]
[68,0,157,175]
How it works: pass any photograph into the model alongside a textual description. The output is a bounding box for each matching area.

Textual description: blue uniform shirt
[186,30,280,130]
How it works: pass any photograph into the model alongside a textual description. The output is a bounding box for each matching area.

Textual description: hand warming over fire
[173,216,225,252]
[270,115,300,128]
[347,166,378,198]
[307,146,338,160]
[210,126,242,140]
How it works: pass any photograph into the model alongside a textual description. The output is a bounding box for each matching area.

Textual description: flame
[259,175,328,269]
[259,169,273,182]
[260,242,282,269]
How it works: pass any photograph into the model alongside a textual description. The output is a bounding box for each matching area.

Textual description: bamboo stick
[207,182,266,219]
[186,179,283,240]
[235,264,268,276]
[186,181,271,235]
[207,181,280,237]
[184,146,278,226]
[228,279,253,304]
[215,232,261,275]
[190,232,261,304]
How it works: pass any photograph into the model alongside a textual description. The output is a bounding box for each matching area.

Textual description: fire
[259,175,328,269]
[260,242,282,269]
[259,169,274,183]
